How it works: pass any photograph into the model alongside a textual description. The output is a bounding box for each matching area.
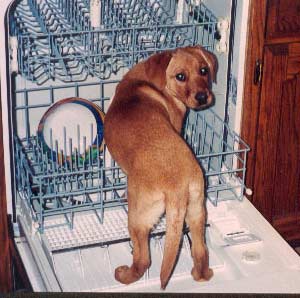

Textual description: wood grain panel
[287,41,300,79]
[289,43,300,56]
[0,95,12,292]
[251,45,288,221]
[273,213,300,241]
[273,74,300,217]
[266,0,300,42]
[287,57,300,79]
[240,0,268,195]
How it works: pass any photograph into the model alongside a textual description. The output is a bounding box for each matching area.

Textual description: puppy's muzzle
[195,91,209,105]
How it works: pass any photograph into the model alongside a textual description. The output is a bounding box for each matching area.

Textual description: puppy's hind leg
[115,213,150,285]
[185,181,213,282]
[115,184,165,285]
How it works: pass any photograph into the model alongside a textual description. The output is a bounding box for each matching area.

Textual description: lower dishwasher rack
[14,80,249,237]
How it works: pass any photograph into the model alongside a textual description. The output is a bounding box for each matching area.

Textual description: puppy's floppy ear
[197,46,218,83]
[145,51,173,90]
[185,46,218,83]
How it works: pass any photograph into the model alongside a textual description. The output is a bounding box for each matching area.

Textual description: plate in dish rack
[37,97,105,160]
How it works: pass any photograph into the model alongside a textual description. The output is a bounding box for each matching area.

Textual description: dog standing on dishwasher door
[104,46,217,289]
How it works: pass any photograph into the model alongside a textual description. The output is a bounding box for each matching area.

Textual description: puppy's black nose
[195,92,208,105]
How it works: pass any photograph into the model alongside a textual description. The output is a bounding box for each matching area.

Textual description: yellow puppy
[104,46,217,289]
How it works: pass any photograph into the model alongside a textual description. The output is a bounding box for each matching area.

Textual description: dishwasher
[1,0,300,293]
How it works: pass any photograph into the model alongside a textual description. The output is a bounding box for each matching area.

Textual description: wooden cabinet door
[251,43,300,242]
[241,0,300,244]
[266,0,300,44]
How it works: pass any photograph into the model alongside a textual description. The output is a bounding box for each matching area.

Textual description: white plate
[37,97,105,158]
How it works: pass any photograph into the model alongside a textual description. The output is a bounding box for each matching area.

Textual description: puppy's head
[165,46,217,110]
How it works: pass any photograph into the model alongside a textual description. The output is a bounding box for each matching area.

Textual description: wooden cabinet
[266,0,300,43]
[0,98,12,292]
[242,0,300,243]
[255,43,300,238]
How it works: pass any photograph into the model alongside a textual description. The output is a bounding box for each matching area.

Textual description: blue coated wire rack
[11,0,218,84]
[10,1,249,233]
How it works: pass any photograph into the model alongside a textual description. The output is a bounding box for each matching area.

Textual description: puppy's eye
[175,73,186,82]
[200,67,208,76]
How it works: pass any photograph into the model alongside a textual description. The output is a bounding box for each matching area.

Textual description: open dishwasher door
[1,0,300,293]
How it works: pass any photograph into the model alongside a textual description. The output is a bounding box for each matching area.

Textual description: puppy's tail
[160,194,187,290]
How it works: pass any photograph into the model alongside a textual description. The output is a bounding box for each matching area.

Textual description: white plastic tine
[77,124,81,156]
[69,138,73,171]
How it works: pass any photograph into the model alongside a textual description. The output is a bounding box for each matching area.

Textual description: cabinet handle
[253,59,262,85]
